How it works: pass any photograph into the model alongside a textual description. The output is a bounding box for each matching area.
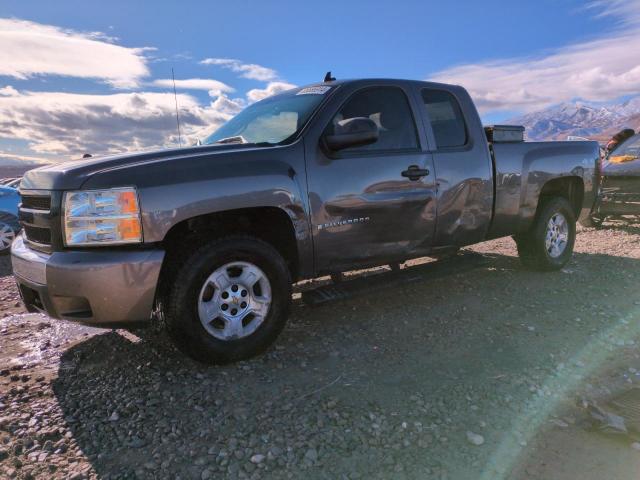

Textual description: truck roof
[297,77,464,92]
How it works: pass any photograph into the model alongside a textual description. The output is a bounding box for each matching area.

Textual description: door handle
[401,165,429,181]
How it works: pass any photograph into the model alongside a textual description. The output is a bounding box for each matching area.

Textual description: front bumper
[11,234,165,326]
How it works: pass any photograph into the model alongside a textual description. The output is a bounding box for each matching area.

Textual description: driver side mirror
[325,117,379,151]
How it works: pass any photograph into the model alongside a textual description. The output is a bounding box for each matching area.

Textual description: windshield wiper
[214,135,248,145]
[212,136,276,148]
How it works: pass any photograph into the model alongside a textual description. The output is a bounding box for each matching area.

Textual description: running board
[300,252,488,306]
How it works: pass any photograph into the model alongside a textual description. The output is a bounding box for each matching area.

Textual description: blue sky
[0,0,639,163]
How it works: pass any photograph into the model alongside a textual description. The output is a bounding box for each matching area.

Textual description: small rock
[108,411,119,422]
[201,468,213,480]
[550,418,569,428]
[631,442,640,451]
[466,431,485,446]
[128,436,147,448]
[250,454,265,464]
[304,447,318,462]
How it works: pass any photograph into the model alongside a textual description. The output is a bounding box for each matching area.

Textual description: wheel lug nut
[241,302,247,308]
[231,308,238,315]
[241,290,248,297]
[231,285,238,292]
[221,292,229,299]
[221,304,228,311]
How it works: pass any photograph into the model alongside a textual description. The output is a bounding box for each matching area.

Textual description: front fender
[81,142,313,278]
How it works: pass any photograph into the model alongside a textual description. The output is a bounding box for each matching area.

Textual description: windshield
[203,87,331,146]
[607,134,640,164]
[612,134,640,157]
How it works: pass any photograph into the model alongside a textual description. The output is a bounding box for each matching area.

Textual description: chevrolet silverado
[12,78,599,363]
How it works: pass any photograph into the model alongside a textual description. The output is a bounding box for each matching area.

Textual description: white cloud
[246,82,297,103]
[0,150,54,166]
[152,78,234,97]
[586,0,640,25]
[200,58,278,81]
[0,89,233,157]
[431,1,640,114]
[0,81,301,159]
[0,86,19,97]
[0,18,150,88]
[210,95,245,115]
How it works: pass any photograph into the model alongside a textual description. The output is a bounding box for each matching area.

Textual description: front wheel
[514,197,576,271]
[163,236,292,364]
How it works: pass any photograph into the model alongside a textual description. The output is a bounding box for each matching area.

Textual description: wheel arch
[536,176,584,219]
[161,206,303,282]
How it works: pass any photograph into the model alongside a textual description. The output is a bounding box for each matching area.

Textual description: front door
[305,85,437,274]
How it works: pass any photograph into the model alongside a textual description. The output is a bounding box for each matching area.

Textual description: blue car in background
[0,184,20,254]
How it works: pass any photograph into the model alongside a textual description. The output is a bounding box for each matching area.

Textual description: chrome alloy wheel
[544,213,569,258]
[197,261,272,341]
[0,222,16,252]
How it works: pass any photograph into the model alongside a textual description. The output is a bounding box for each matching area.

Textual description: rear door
[305,84,437,274]
[416,87,493,247]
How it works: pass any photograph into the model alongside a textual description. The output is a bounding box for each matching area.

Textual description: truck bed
[488,140,599,238]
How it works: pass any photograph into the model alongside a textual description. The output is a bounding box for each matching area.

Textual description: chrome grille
[19,191,57,251]
[23,225,52,245]
[21,195,51,211]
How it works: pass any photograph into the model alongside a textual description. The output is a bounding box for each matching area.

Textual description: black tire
[582,214,605,229]
[514,197,576,271]
[0,213,19,256]
[592,215,605,229]
[163,236,291,364]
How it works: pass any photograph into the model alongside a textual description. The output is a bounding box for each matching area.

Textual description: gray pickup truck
[12,78,599,363]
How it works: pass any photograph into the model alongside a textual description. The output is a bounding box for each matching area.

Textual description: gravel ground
[3,224,640,479]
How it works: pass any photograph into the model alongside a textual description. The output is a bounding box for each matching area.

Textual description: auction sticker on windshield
[296,86,331,95]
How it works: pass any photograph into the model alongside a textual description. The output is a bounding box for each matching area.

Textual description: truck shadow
[51,250,640,479]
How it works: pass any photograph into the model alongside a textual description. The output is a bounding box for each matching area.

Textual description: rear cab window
[421,89,467,149]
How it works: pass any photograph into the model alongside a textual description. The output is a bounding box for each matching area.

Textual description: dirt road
[2,224,640,479]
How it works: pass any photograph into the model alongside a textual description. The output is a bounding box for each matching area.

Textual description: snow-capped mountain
[507,97,640,141]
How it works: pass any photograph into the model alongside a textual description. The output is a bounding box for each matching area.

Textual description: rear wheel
[163,236,291,364]
[514,197,576,271]
[589,214,605,229]
[580,214,605,229]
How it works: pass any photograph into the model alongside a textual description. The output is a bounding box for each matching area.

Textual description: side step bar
[300,252,488,306]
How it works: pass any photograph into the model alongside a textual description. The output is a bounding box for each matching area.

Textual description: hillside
[0,155,52,178]
[508,97,640,141]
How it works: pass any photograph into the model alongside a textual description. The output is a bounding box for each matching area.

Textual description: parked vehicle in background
[11,78,599,363]
[584,133,640,227]
[0,185,20,254]
[1,177,22,188]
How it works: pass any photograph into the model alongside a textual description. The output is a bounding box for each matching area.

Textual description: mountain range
[507,96,640,142]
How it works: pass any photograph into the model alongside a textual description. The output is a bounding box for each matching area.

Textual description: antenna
[324,71,336,82]
[171,67,182,147]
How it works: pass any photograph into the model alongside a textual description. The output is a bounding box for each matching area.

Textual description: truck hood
[20,143,268,191]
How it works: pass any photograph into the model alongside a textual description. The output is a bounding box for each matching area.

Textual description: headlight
[63,187,143,246]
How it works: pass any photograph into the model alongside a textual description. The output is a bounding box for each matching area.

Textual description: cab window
[328,87,419,153]
[421,89,467,148]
